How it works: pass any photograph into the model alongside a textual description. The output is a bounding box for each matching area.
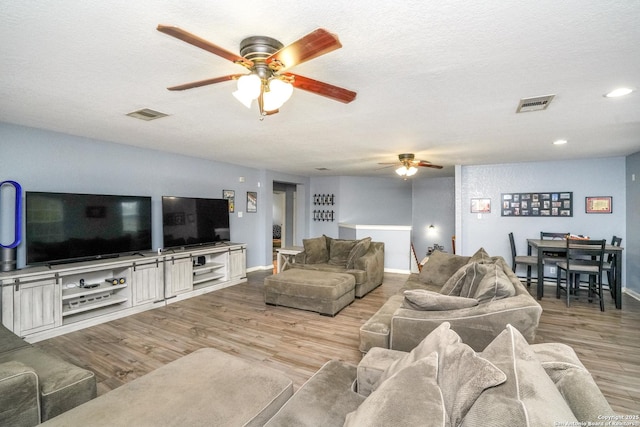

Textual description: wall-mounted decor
[246,191,257,213]
[223,190,235,213]
[313,210,335,222]
[313,194,335,205]
[585,196,612,214]
[501,192,572,217]
[471,198,491,213]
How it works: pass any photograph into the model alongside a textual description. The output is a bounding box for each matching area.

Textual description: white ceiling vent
[126,108,168,121]
[516,95,556,113]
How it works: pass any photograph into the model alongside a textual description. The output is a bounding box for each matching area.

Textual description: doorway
[273,182,297,259]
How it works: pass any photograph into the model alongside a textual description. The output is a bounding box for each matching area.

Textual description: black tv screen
[26,192,152,265]
[162,196,230,248]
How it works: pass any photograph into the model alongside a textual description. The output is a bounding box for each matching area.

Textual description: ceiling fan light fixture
[233,74,262,108]
[263,79,294,111]
[395,166,418,177]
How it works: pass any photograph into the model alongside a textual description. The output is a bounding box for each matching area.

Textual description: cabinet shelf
[63,295,128,317]
[62,283,127,300]
[193,271,225,286]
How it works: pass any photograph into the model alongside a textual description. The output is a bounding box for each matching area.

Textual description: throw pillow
[346,237,372,269]
[418,251,470,288]
[373,322,460,390]
[402,289,479,311]
[344,353,447,427]
[459,262,516,303]
[302,236,329,264]
[439,262,474,296]
[531,343,616,422]
[437,339,507,426]
[468,247,492,264]
[328,238,357,267]
[461,325,578,427]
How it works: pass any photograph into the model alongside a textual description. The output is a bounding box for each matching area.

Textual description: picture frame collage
[501,191,573,217]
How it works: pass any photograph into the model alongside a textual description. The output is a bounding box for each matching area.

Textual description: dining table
[527,239,624,309]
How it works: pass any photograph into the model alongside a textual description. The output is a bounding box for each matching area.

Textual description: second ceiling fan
[379,153,443,179]
[157,25,357,117]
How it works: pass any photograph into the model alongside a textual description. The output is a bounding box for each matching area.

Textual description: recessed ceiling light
[553,139,568,145]
[604,88,634,98]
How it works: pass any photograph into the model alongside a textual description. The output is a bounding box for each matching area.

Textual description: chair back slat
[565,238,606,271]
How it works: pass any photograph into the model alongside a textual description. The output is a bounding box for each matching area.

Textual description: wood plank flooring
[35,271,640,414]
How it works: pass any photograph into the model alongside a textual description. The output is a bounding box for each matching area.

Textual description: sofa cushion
[418,251,471,288]
[459,262,516,303]
[402,289,479,311]
[468,247,493,264]
[372,322,505,426]
[345,353,447,427]
[346,237,372,269]
[302,236,329,264]
[462,325,577,427]
[0,324,30,354]
[374,322,460,389]
[328,239,358,267]
[531,343,616,422]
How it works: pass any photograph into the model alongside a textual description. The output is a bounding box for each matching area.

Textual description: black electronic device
[25,192,152,265]
[162,196,230,248]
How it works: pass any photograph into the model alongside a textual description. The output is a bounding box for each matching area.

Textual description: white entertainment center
[0,243,246,343]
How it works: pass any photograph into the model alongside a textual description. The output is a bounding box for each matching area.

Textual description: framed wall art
[501,191,572,217]
[470,198,491,213]
[585,196,612,214]
[247,191,257,213]
[223,190,235,213]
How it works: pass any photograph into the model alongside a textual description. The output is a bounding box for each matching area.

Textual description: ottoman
[41,348,294,427]
[264,269,356,316]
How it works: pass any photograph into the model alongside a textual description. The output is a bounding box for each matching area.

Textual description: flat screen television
[162,196,230,248]
[25,192,152,265]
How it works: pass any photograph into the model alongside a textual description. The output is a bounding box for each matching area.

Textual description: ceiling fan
[379,153,443,178]
[157,25,357,118]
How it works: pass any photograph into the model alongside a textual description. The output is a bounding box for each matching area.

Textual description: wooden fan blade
[167,74,243,91]
[417,161,443,169]
[157,25,253,68]
[267,28,342,71]
[285,73,356,103]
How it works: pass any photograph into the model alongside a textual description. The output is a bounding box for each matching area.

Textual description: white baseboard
[247,265,274,273]
[384,268,411,274]
[623,287,640,302]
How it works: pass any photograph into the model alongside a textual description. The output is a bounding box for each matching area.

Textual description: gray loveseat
[360,248,542,353]
[265,322,616,426]
[290,235,384,298]
[0,323,97,426]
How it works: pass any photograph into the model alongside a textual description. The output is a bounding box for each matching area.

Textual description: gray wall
[626,151,640,294]
[458,157,627,283]
[0,122,308,269]
[309,176,413,237]
[412,177,455,259]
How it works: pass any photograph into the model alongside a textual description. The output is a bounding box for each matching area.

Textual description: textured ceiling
[1,1,639,178]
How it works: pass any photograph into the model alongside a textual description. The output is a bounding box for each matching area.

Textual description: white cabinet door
[131,261,164,305]
[14,277,60,337]
[229,247,246,280]
[164,256,193,298]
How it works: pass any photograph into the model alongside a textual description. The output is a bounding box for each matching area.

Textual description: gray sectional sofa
[360,248,543,353]
[0,324,97,426]
[266,322,615,426]
[290,235,385,298]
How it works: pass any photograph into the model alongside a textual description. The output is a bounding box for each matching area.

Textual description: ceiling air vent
[516,95,555,113]
[126,108,169,121]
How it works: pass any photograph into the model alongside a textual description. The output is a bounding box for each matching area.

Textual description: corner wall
[626,151,640,294]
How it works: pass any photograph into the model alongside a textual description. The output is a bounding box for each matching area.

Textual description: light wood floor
[35,271,640,414]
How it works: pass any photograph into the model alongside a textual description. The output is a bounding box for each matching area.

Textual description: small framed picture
[585,196,612,214]
[247,191,257,213]
[223,190,235,213]
[471,198,491,213]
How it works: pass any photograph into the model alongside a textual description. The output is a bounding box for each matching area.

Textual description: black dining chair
[603,236,622,300]
[556,238,606,311]
[540,231,569,280]
[508,232,537,287]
